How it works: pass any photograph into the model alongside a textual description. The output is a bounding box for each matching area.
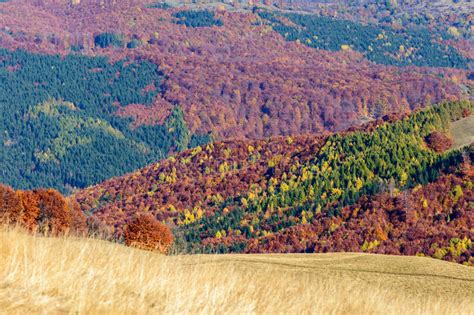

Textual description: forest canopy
[0,48,208,192]
[173,10,224,28]
[258,11,471,68]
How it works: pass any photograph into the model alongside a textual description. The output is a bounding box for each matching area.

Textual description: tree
[124,214,174,253]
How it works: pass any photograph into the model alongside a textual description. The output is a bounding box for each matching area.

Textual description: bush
[425,131,453,153]
[36,189,72,235]
[124,214,173,253]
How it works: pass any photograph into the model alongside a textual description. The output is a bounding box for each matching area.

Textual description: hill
[1,0,472,192]
[0,48,211,192]
[1,226,473,313]
[73,100,474,263]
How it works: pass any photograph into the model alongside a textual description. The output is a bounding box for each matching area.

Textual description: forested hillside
[0,1,471,194]
[0,48,209,192]
[258,10,470,68]
[74,100,473,264]
[284,1,473,44]
[0,0,470,142]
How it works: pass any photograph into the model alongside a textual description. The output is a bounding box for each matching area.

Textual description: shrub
[124,214,173,253]
[1,184,87,235]
[425,131,453,153]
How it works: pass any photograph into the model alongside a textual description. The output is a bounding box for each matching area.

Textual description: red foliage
[462,108,471,118]
[0,185,87,235]
[0,0,468,139]
[425,131,453,153]
[67,199,88,236]
[0,184,23,224]
[35,189,72,234]
[124,214,174,253]
[16,190,41,231]
[245,170,474,264]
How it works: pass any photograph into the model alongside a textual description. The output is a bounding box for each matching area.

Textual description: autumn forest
[0,0,473,269]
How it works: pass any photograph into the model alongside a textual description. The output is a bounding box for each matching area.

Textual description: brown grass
[0,226,473,314]
[451,114,474,149]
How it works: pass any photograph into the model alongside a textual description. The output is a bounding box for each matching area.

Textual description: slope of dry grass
[0,226,473,314]
[451,114,474,149]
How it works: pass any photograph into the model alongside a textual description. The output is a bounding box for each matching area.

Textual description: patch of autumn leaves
[425,131,453,153]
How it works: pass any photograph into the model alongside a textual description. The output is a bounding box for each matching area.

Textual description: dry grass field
[0,227,473,314]
[451,114,474,149]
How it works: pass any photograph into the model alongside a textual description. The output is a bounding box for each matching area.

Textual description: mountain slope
[0,48,209,192]
[0,0,471,192]
[74,100,474,262]
[1,226,473,313]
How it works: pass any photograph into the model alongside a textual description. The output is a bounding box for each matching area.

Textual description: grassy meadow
[0,226,473,314]
[451,114,474,149]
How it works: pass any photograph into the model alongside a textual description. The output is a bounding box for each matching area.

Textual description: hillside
[0,0,472,192]
[286,0,474,42]
[73,100,474,263]
[1,226,473,313]
[0,48,211,192]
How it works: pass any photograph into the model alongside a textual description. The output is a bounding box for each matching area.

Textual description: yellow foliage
[422,199,428,209]
[361,240,380,252]
[448,26,461,38]
[340,44,351,51]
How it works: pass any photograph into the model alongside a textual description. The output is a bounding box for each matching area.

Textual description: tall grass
[0,226,473,314]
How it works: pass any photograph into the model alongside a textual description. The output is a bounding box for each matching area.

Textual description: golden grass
[451,114,474,149]
[1,226,473,314]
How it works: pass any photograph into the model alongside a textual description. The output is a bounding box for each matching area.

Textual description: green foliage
[0,49,206,192]
[94,32,124,48]
[146,2,172,9]
[432,237,472,260]
[126,38,142,49]
[165,106,191,152]
[173,10,223,28]
[258,11,470,68]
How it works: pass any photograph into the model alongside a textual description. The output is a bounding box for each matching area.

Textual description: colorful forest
[0,0,472,267]
[0,0,471,193]
[70,100,473,264]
